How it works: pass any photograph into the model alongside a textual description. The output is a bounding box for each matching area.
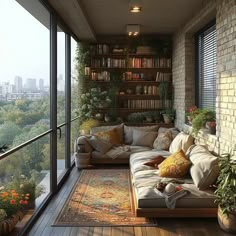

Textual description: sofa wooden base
[135,207,217,218]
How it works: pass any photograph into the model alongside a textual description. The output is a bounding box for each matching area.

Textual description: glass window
[196,23,216,110]
[0,0,50,151]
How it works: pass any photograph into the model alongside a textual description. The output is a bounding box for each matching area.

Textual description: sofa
[74,123,178,164]
[74,123,219,217]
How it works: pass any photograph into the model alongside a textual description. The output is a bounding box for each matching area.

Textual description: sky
[0,0,77,86]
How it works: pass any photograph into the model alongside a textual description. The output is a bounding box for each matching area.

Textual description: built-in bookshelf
[87,39,172,123]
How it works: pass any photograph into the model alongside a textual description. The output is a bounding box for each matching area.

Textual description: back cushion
[169,132,194,153]
[124,125,159,144]
[132,129,158,147]
[188,145,219,190]
[91,123,124,143]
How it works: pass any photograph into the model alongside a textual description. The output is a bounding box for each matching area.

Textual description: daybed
[74,123,219,218]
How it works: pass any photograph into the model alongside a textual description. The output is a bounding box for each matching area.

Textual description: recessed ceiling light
[129,0,142,13]
[126,24,140,36]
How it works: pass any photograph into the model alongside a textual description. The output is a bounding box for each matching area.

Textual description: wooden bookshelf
[87,38,172,123]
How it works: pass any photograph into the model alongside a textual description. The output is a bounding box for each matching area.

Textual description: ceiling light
[126,24,140,36]
[129,0,142,13]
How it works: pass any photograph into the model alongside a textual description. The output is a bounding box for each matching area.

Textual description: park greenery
[0,86,79,189]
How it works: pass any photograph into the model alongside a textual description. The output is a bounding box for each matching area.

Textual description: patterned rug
[53,169,157,226]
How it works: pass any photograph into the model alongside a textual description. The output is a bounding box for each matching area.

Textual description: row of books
[127,57,171,68]
[124,99,172,109]
[91,57,172,69]
[91,71,110,81]
[91,58,126,68]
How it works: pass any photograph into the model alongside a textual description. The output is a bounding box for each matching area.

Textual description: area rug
[53,169,157,226]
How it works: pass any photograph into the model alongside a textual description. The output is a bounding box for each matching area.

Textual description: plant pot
[217,206,236,233]
[162,114,172,124]
[0,211,24,236]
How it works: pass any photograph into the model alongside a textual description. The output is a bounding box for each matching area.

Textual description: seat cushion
[130,150,216,209]
[133,173,216,208]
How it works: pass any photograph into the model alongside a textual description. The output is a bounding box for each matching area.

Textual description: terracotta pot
[217,206,236,233]
[0,211,24,236]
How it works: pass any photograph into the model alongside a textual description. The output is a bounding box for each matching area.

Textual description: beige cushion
[158,127,179,139]
[153,130,172,150]
[132,129,158,147]
[91,123,124,143]
[124,125,159,144]
[87,136,113,154]
[188,145,219,190]
[169,132,194,153]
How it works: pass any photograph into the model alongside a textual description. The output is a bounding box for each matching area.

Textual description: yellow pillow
[95,128,122,145]
[159,150,191,178]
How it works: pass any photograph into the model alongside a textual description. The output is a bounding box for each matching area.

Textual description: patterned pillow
[144,155,165,168]
[159,149,191,178]
[88,136,113,154]
[153,130,172,150]
[95,128,122,145]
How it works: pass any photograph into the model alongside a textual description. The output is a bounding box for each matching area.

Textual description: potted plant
[206,121,216,135]
[161,109,175,124]
[214,152,236,233]
[185,106,199,124]
[191,108,215,136]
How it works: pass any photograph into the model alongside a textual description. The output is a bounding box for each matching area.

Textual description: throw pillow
[132,129,158,147]
[159,149,191,178]
[144,155,165,168]
[95,128,122,145]
[124,125,159,144]
[91,123,124,143]
[158,127,179,139]
[169,132,194,153]
[153,130,172,150]
[188,145,219,190]
[88,136,113,154]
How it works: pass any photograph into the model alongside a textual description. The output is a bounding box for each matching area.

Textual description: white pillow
[169,132,194,153]
[188,145,219,190]
[132,129,158,147]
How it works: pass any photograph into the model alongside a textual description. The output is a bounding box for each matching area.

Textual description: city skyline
[0,1,77,84]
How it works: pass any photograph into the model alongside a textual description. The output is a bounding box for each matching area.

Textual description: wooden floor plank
[122,226,134,236]
[93,227,103,236]
[102,227,112,236]
[111,227,123,236]
[133,227,142,236]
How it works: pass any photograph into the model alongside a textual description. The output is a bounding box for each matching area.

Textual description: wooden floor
[23,166,233,236]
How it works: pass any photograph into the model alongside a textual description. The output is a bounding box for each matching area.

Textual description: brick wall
[172,0,236,154]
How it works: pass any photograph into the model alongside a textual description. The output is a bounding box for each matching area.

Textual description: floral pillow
[159,149,191,178]
[153,130,172,150]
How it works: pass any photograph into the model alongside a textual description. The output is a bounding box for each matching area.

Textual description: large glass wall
[0,0,78,234]
[0,0,51,233]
